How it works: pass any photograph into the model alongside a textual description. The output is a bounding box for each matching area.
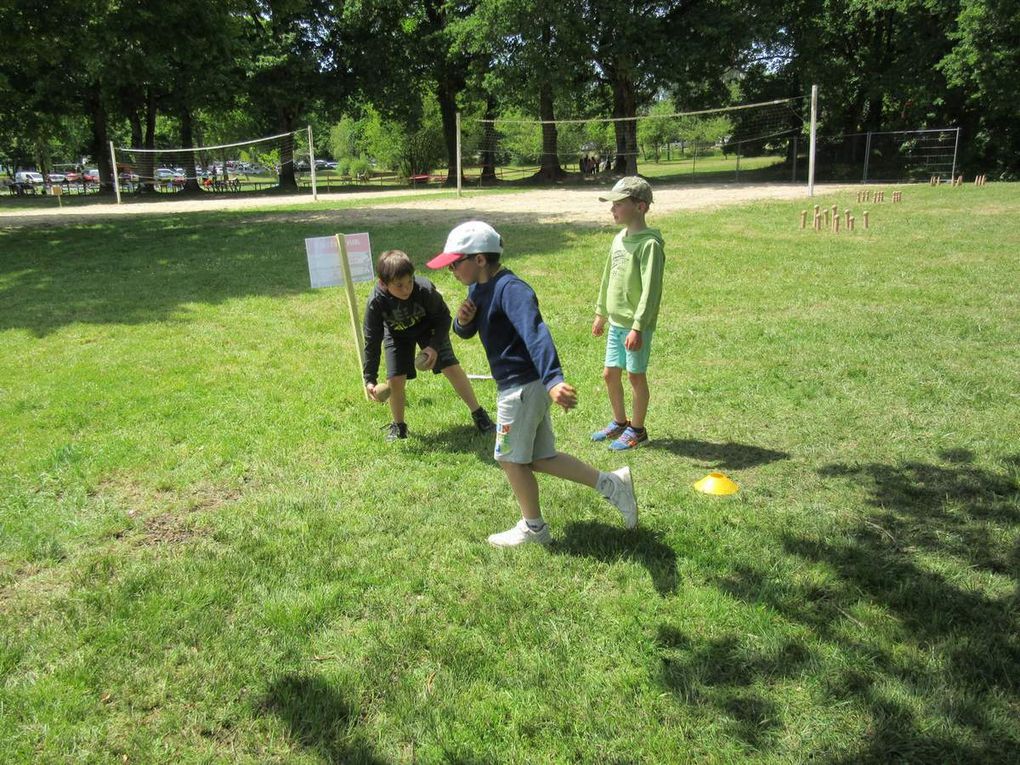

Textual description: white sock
[524,516,546,531]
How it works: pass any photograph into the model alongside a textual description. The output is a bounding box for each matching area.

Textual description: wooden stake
[833,215,840,233]
[813,212,822,231]
[800,210,808,229]
[844,209,851,228]
[863,211,869,229]
[848,216,855,231]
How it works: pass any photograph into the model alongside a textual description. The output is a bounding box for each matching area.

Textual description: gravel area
[0,182,853,229]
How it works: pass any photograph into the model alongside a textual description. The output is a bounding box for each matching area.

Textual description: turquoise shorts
[604,324,654,374]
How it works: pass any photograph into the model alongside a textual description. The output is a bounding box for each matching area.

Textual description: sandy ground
[0,182,853,228]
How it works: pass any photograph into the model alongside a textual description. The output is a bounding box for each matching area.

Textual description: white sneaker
[606,466,638,529]
[487,519,551,547]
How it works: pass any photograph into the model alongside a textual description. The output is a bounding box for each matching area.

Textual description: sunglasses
[448,255,471,271]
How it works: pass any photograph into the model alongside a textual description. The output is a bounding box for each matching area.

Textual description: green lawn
[1,184,1018,763]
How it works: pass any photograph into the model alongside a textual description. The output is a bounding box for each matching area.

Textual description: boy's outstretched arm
[362,299,385,386]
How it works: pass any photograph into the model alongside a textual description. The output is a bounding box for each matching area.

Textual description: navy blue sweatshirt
[452,268,564,392]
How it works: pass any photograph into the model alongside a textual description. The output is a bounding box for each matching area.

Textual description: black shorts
[383,333,459,380]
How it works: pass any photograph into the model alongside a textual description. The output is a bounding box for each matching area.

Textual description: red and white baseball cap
[427,221,503,269]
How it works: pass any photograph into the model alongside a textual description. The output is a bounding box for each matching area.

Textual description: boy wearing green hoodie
[591,176,666,450]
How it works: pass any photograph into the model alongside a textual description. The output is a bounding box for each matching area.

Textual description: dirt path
[0,182,853,228]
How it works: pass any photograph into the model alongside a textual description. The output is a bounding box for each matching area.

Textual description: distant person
[429,221,637,547]
[363,249,496,441]
[591,177,665,450]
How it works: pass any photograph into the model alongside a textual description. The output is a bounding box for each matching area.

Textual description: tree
[583,0,762,175]
[241,0,355,189]
[939,0,1020,175]
[0,0,118,188]
[637,99,680,161]
[461,0,593,180]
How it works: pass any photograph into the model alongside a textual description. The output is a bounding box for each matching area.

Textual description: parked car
[65,170,81,183]
[84,168,100,182]
[295,160,310,171]
[15,171,45,185]
[47,172,67,183]
[155,168,175,181]
[118,171,139,183]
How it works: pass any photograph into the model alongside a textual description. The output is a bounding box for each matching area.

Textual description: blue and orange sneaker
[591,420,629,442]
[609,425,649,451]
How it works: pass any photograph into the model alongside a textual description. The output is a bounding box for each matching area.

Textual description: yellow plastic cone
[693,472,739,496]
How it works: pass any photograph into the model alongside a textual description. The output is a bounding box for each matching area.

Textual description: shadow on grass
[655,626,812,749]
[713,449,1020,762]
[263,673,386,765]
[647,438,789,469]
[550,520,678,596]
[402,424,494,462]
[0,212,579,337]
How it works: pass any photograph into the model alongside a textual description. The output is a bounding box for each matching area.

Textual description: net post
[863,131,872,183]
[109,141,121,204]
[808,85,818,197]
[307,126,318,201]
[456,111,463,198]
[950,127,960,182]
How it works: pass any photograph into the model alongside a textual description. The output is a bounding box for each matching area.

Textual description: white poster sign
[305,233,374,288]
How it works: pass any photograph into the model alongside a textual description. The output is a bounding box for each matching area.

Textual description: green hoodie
[595,227,665,332]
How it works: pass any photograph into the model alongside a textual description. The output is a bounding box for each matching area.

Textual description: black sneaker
[472,408,496,433]
[385,422,407,441]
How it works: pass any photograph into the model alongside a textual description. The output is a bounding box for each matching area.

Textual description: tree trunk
[611,69,639,175]
[179,109,201,194]
[278,111,297,190]
[480,93,498,184]
[533,23,564,181]
[437,77,459,186]
[86,86,113,195]
[534,80,565,181]
[141,89,157,193]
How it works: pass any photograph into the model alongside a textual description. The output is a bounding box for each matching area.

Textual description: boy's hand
[625,329,643,351]
[592,315,606,337]
[366,383,381,402]
[457,298,477,325]
[420,346,438,370]
[548,382,577,411]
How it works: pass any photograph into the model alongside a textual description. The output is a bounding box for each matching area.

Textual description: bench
[410,174,446,187]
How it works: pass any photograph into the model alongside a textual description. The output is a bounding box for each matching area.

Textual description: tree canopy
[1,0,1015,186]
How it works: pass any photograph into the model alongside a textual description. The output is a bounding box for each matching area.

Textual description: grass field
[1,184,1018,763]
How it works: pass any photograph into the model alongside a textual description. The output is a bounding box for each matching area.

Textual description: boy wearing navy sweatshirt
[427,221,637,547]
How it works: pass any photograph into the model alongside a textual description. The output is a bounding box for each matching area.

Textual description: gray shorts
[494,380,557,464]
